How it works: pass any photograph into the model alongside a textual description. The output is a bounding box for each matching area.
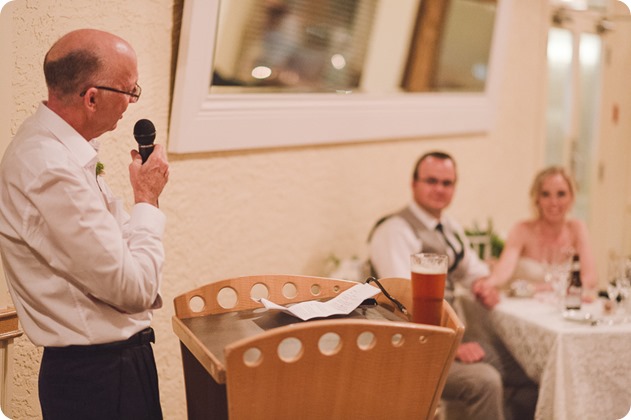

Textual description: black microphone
[133,119,156,163]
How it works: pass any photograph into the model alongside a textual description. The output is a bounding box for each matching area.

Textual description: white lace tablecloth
[491,296,631,420]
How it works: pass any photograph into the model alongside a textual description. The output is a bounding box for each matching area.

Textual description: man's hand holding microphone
[130,119,169,207]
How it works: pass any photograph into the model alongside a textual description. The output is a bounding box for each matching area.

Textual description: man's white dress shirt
[0,103,165,346]
[369,201,488,291]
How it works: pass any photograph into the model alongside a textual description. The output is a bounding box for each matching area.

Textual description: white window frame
[168,0,510,153]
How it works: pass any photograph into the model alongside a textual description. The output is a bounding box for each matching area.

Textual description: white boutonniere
[96,161,105,176]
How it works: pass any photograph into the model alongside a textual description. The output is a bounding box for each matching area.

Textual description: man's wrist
[135,198,159,207]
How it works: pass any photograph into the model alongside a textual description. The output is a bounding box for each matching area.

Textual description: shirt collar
[409,200,444,231]
[36,102,98,168]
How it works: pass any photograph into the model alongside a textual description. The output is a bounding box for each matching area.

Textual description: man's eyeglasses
[79,83,142,103]
[418,177,455,188]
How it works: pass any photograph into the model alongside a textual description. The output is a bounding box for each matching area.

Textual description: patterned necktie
[436,223,464,273]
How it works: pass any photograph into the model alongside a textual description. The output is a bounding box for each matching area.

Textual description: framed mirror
[169,0,508,153]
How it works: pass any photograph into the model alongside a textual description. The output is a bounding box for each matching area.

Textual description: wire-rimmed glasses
[79,83,142,103]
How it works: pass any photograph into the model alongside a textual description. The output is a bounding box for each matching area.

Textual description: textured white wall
[4,0,547,418]
[0,1,14,311]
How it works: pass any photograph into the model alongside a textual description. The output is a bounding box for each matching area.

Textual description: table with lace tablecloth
[490,296,631,420]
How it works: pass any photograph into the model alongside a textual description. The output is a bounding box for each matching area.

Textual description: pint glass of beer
[410,253,448,325]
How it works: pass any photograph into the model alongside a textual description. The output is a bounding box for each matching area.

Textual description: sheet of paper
[260,283,380,321]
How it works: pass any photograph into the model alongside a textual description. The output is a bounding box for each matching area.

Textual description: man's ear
[82,88,97,110]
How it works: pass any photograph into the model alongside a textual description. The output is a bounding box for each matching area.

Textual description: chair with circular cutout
[224,313,463,420]
[173,274,358,319]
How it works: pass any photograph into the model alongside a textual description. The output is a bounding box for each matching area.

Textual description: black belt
[46,327,155,353]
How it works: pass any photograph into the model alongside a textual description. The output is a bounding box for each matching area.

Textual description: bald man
[0,29,169,419]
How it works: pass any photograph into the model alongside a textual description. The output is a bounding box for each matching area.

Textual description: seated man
[369,151,537,420]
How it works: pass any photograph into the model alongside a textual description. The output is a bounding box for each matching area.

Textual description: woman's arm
[485,223,527,288]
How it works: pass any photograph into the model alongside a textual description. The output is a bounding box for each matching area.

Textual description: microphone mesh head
[133,119,156,145]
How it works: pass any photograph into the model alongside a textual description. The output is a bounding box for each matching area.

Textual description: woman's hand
[472,278,500,308]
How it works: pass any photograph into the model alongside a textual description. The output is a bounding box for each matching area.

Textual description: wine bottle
[565,254,582,310]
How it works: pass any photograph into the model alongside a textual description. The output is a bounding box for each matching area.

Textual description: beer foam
[411,263,446,275]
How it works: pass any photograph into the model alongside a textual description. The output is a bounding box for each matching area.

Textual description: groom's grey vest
[370,206,469,303]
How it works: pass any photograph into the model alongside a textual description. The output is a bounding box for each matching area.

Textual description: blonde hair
[529,166,575,217]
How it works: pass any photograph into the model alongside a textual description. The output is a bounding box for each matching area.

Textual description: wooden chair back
[173,274,358,319]
[224,314,463,420]
[374,276,465,363]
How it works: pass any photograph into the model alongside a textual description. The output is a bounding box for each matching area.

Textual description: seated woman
[484,166,597,295]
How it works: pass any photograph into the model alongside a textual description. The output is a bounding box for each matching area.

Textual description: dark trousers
[38,328,163,420]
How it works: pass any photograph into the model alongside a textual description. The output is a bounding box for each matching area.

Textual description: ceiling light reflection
[251,66,272,80]
[331,54,346,70]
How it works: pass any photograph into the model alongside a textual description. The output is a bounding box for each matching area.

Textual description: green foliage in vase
[465,219,505,258]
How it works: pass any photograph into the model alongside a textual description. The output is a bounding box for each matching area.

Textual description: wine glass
[607,281,620,307]
[606,256,631,316]
[541,264,567,308]
[617,274,631,315]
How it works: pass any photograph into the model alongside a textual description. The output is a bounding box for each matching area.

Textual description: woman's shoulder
[503,220,538,247]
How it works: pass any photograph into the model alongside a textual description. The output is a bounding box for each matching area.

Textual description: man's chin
[422,204,447,217]
[430,201,449,212]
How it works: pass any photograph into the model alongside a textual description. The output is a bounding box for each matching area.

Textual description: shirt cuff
[130,202,166,237]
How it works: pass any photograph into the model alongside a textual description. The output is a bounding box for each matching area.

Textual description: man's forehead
[419,158,456,178]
